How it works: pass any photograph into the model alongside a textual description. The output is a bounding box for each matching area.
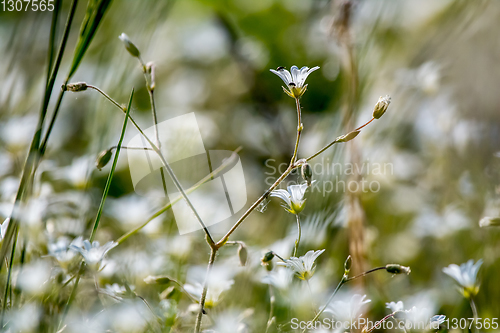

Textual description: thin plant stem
[116,147,241,245]
[305,117,375,162]
[265,285,276,333]
[302,275,347,333]
[293,214,301,257]
[470,297,479,333]
[87,85,216,247]
[89,89,134,242]
[194,248,217,333]
[290,98,302,164]
[58,262,84,331]
[363,313,397,333]
[345,266,385,282]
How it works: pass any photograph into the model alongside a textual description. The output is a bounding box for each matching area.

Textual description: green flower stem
[116,147,241,245]
[290,97,303,164]
[87,85,216,247]
[265,285,276,333]
[294,214,301,257]
[470,297,479,333]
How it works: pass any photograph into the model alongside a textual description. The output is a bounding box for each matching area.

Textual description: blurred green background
[0,0,499,332]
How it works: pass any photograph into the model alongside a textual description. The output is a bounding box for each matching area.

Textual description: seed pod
[301,163,313,186]
[385,264,411,275]
[66,82,88,92]
[261,251,274,263]
[119,33,141,58]
[238,243,248,266]
[337,130,360,143]
[372,95,391,119]
[95,148,113,170]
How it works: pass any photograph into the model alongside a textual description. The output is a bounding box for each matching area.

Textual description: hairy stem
[194,248,217,333]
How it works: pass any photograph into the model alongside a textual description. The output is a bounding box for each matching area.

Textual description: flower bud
[261,251,274,263]
[65,82,87,92]
[144,275,172,285]
[301,163,313,186]
[479,216,500,227]
[344,255,352,274]
[372,95,391,119]
[385,264,411,275]
[238,243,248,266]
[119,33,141,58]
[95,148,114,170]
[337,130,360,143]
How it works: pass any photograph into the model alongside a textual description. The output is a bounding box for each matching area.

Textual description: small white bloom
[47,237,80,270]
[261,267,293,290]
[184,280,234,309]
[270,65,319,98]
[325,294,371,323]
[270,182,313,215]
[443,259,483,296]
[70,237,117,270]
[277,249,325,280]
[386,301,405,313]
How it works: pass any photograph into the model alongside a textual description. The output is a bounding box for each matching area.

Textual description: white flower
[386,301,446,330]
[47,237,81,270]
[443,259,483,296]
[277,249,325,280]
[386,301,405,313]
[270,65,319,98]
[261,267,293,290]
[184,280,234,309]
[70,237,117,270]
[325,294,371,323]
[270,182,313,215]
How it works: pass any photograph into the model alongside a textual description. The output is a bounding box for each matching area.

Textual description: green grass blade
[68,0,113,78]
[89,88,133,242]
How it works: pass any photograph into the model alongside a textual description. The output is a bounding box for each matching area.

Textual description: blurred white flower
[70,237,117,270]
[110,301,151,333]
[5,303,40,332]
[325,294,371,324]
[47,237,81,270]
[184,265,235,308]
[386,300,446,330]
[270,182,314,215]
[55,156,93,189]
[107,194,155,229]
[17,261,52,295]
[261,267,293,290]
[270,65,319,98]
[210,310,251,333]
[386,301,405,312]
[277,249,325,280]
[443,259,483,297]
